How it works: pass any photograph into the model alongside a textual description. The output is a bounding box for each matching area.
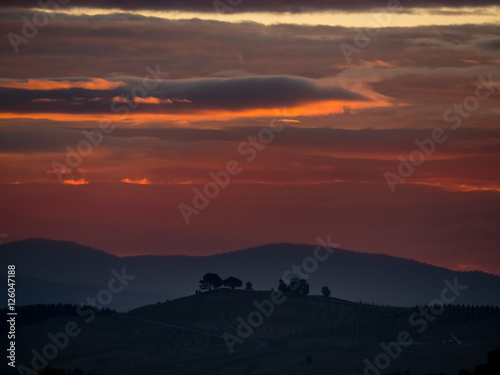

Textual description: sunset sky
[0,1,499,275]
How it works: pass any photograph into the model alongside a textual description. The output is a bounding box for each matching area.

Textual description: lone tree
[223,276,243,290]
[199,273,223,291]
[245,281,253,291]
[321,286,331,298]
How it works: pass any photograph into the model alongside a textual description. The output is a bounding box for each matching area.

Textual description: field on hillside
[5,290,500,375]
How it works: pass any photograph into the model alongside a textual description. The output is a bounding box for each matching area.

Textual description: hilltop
[4,290,500,375]
[1,239,500,310]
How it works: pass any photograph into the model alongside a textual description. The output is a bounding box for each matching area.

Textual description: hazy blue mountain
[0,273,181,311]
[1,238,499,310]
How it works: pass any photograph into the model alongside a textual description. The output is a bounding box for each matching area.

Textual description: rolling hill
[3,290,500,375]
[0,238,499,310]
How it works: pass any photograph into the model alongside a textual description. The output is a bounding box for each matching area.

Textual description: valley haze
[1,239,499,311]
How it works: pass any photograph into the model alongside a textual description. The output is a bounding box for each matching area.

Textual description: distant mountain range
[0,238,499,310]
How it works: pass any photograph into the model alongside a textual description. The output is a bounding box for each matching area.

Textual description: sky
[0,1,499,275]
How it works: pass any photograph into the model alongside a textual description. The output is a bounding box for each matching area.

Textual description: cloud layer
[0,0,497,12]
[0,4,499,275]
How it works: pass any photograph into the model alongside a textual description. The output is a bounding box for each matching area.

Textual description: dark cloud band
[0,0,495,12]
[0,75,367,114]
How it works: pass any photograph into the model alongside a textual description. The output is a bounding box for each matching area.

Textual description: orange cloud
[0,96,390,123]
[63,179,89,185]
[112,96,173,104]
[408,181,500,193]
[32,98,61,103]
[0,78,125,91]
[454,184,500,193]
[121,178,151,184]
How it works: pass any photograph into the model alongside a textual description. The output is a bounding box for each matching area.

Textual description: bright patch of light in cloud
[41,6,500,27]
[121,178,151,185]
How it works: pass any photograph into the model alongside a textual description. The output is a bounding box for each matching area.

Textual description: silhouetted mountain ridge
[0,238,499,310]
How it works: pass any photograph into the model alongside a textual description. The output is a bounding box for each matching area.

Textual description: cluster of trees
[198,273,252,291]
[198,273,333,298]
[277,278,332,298]
[278,278,310,296]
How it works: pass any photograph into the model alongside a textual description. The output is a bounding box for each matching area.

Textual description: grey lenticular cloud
[0,75,369,114]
